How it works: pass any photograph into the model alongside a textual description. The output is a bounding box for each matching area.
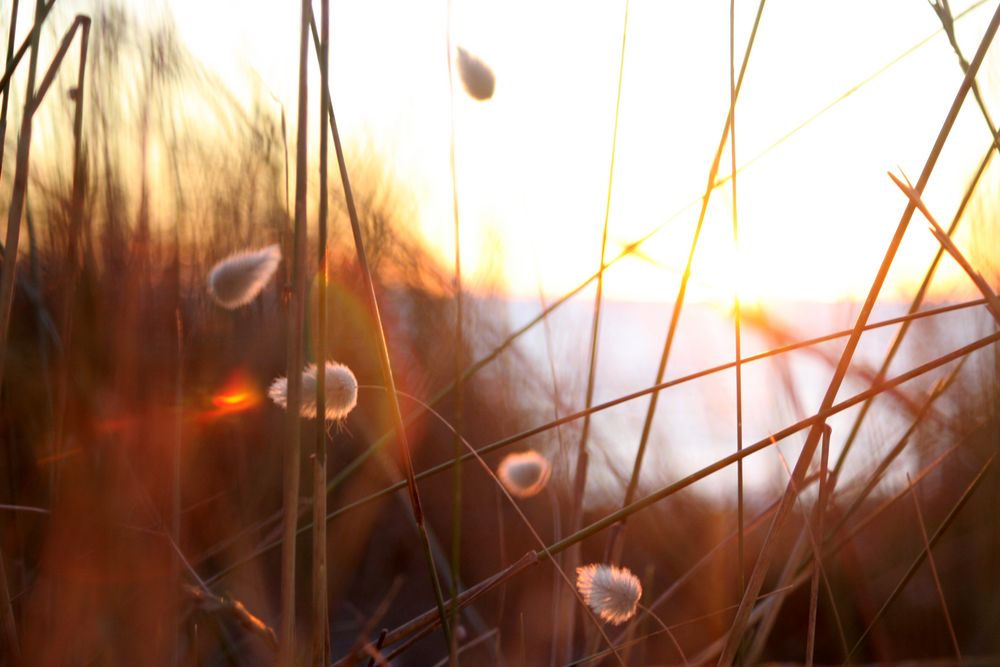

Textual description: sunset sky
[22,0,1000,303]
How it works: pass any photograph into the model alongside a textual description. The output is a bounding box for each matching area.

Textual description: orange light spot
[212,391,252,408]
[201,371,261,422]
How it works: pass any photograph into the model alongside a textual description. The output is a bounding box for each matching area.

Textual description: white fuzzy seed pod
[497,450,551,498]
[207,244,282,309]
[268,361,358,422]
[575,563,642,625]
[456,46,495,101]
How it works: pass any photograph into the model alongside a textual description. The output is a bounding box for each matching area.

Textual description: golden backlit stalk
[200,296,992,585]
[445,2,465,658]
[906,474,963,662]
[318,7,989,504]
[829,0,1000,488]
[0,2,47,656]
[571,1,629,657]
[888,170,1000,326]
[340,329,1000,660]
[846,454,996,660]
[279,0,311,663]
[309,12,453,648]
[0,0,20,182]
[312,0,331,664]
[728,0,746,598]
[718,7,1000,663]
[609,0,767,569]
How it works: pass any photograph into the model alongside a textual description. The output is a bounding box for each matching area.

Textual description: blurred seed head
[456,46,495,101]
[497,450,551,498]
[268,361,358,422]
[575,563,642,625]
[207,244,281,309]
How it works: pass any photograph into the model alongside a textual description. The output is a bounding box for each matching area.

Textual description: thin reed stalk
[832,363,964,536]
[929,0,999,146]
[278,1,312,664]
[744,361,965,662]
[317,6,987,501]
[608,0,767,567]
[201,297,994,585]
[0,0,54,98]
[339,388,625,667]
[907,473,963,663]
[662,436,974,666]
[0,3,46,656]
[312,1,331,665]
[830,6,1000,483]
[0,0,20,180]
[172,309,183,667]
[718,7,1000,663]
[772,429,848,662]
[444,2,464,659]
[728,0,745,597]
[309,12,452,647]
[342,329,1000,658]
[846,454,996,660]
[889,171,1000,324]
[0,551,17,663]
[569,1,630,657]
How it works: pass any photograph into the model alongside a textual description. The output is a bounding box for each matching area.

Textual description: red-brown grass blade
[718,7,1000,663]
[906,473,963,663]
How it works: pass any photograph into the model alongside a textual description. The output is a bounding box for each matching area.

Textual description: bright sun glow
[159,0,1000,304]
[211,391,252,408]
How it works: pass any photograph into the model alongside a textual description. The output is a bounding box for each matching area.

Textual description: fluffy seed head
[207,244,282,309]
[268,362,358,422]
[497,451,551,498]
[575,563,642,625]
[456,46,495,101]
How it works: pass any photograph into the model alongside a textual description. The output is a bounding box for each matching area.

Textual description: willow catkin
[207,244,282,309]
[575,563,642,625]
[268,361,358,422]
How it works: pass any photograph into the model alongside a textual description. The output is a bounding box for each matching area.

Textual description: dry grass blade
[363,629,388,667]
[445,2,466,657]
[336,551,538,665]
[312,1,332,665]
[698,436,974,665]
[806,427,831,667]
[718,7,1000,663]
[28,15,90,113]
[833,362,965,536]
[309,13,452,644]
[772,433,848,662]
[0,0,55,98]
[888,170,1000,325]
[906,473,963,663]
[928,0,999,145]
[279,2,311,664]
[571,1,630,655]
[0,0,21,181]
[431,629,498,667]
[183,584,278,651]
[613,0,768,565]
[847,454,996,660]
[325,317,999,530]
[201,299,994,593]
[827,0,998,487]
[0,3,47,656]
[728,0,746,598]
[338,578,402,667]
[317,3,993,503]
[0,552,18,662]
[353,388,626,666]
[747,363,964,663]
